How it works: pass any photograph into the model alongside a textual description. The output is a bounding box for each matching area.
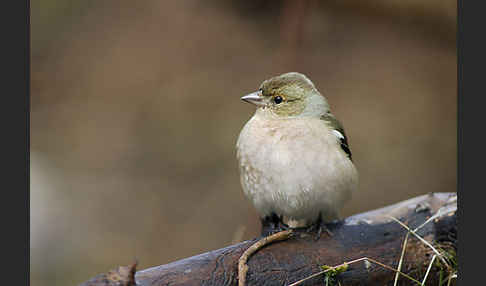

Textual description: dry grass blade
[393,232,410,286]
[288,257,422,286]
[446,273,457,286]
[421,254,437,285]
[413,207,455,233]
[287,258,367,286]
[364,257,422,285]
[388,216,450,269]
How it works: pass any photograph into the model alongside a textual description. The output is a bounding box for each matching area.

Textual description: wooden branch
[80,192,457,286]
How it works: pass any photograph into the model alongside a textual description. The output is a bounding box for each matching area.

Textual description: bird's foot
[305,220,333,241]
[266,222,291,236]
[261,213,291,236]
[316,225,334,240]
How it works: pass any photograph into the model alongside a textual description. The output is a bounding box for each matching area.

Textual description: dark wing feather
[320,112,353,161]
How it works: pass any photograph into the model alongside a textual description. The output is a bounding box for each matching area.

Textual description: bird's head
[241,72,330,118]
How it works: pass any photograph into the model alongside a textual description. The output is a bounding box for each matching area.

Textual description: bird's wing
[320,112,353,161]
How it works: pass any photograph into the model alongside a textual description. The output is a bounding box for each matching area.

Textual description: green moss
[434,243,457,286]
[320,263,349,286]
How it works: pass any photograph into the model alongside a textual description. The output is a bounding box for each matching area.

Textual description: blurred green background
[30,1,456,285]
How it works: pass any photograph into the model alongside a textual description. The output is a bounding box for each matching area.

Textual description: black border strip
[2,0,30,285]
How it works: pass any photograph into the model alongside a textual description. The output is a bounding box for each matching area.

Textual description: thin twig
[238,230,293,286]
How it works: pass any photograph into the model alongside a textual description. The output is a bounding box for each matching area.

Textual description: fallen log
[80,192,457,286]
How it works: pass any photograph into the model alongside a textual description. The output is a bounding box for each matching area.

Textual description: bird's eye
[274,96,283,104]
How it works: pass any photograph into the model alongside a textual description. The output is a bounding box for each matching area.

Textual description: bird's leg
[306,213,333,241]
[261,213,286,236]
[313,224,334,240]
[276,214,291,232]
[315,225,323,241]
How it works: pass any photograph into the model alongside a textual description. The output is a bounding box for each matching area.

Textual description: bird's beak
[241,90,265,107]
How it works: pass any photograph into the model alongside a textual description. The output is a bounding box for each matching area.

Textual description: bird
[236,72,358,236]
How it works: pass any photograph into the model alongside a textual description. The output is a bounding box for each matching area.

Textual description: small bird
[236,72,358,236]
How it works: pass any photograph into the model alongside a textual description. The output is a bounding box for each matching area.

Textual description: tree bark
[80,192,457,286]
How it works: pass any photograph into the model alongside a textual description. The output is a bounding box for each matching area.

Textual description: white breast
[236,112,358,227]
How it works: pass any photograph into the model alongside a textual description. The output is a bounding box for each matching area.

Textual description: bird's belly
[237,122,356,225]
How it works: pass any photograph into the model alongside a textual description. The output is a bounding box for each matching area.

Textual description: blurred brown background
[30,1,456,285]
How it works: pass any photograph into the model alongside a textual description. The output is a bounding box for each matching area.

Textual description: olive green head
[241,72,330,118]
